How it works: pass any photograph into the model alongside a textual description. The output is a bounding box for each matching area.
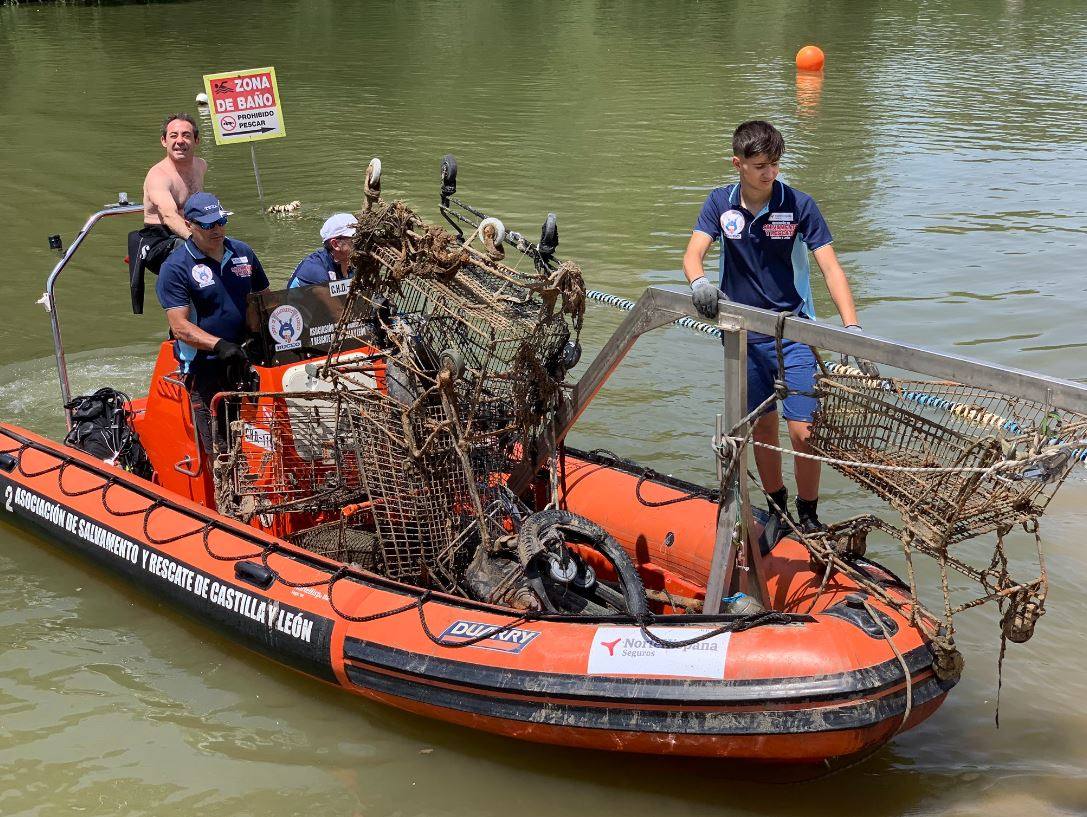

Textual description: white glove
[690,276,720,319]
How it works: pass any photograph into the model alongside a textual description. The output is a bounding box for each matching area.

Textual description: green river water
[2,1,1087,814]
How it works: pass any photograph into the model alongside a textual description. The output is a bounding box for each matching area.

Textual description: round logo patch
[720,210,746,240]
[191,264,214,287]
[721,208,747,237]
[268,305,304,346]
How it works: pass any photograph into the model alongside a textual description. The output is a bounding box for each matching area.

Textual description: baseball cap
[320,212,358,242]
[183,192,233,226]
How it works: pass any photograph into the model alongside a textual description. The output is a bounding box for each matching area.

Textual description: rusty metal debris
[795,365,1087,673]
[212,188,650,616]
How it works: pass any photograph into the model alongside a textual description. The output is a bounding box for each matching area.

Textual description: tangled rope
[637,608,792,649]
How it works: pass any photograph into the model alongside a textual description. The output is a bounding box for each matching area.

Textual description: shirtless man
[144,113,207,236]
[128,113,208,314]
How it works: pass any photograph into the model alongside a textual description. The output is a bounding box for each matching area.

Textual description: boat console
[246,279,373,367]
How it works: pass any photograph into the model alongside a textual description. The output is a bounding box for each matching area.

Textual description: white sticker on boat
[587,626,730,679]
[243,424,274,451]
[438,619,540,654]
[329,279,351,297]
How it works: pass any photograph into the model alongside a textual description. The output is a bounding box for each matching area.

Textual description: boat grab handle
[159,369,204,478]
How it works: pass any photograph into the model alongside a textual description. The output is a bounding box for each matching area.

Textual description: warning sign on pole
[203,66,286,145]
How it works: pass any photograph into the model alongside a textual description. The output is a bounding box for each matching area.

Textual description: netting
[336,199,584,446]
[286,517,380,570]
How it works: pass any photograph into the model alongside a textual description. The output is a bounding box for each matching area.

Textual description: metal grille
[810,373,1086,546]
[214,392,366,520]
[310,198,581,590]
[214,199,582,595]
[348,390,474,586]
[286,518,380,570]
[353,222,581,447]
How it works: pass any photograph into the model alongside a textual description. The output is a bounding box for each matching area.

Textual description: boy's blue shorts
[747,338,819,423]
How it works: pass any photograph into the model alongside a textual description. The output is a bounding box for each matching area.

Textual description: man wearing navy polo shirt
[287,212,357,288]
[156,192,270,454]
[682,120,875,539]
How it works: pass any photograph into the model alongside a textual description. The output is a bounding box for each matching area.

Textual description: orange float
[795,45,826,72]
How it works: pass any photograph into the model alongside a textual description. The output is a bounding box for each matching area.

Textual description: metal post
[704,325,745,613]
[44,203,145,427]
[250,143,265,208]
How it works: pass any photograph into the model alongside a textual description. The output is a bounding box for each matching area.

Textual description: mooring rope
[585,289,723,336]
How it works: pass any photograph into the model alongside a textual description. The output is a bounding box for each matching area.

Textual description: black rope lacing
[586,449,710,508]
[2,431,789,649]
[637,609,792,648]
[56,460,115,497]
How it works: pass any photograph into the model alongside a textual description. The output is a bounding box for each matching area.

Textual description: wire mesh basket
[809,371,1086,546]
[303,198,584,589]
[346,387,483,588]
[214,199,584,595]
[341,199,584,450]
[286,518,381,570]
[213,391,366,520]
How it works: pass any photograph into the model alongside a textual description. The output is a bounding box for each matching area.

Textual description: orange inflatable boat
[0,192,958,770]
[0,337,951,766]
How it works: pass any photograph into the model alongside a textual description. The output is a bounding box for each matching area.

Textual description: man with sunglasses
[156,192,269,455]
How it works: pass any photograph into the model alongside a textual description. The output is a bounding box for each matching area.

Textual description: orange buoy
[795,45,825,72]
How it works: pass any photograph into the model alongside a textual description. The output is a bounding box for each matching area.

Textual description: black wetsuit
[127,224,182,314]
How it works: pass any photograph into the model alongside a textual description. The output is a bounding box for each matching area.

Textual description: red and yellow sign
[202,66,286,145]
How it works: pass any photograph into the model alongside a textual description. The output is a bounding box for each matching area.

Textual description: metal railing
[45,199,144,426]
[567,286,1087,428]
[515,285,1087,613]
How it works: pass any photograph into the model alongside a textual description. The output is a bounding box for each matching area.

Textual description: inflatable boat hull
[0,423,952,764]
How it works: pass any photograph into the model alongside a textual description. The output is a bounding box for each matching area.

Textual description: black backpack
[63,388,154,480]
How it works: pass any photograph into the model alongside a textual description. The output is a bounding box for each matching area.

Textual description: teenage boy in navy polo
[682,120,875,538]
[156,192,270,454]
[287,212,358,288]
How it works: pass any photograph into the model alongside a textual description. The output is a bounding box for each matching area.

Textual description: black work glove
[213,339,248,366]
[690,275,720,319]
[842,325,880,378]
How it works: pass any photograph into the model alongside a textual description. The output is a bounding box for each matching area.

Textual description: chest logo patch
[232,263,253,277]
[769,212,794,222]
[191,264,215,288]
[268,305,304,351]
[720,210,745,240]
[763,222,797,239]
